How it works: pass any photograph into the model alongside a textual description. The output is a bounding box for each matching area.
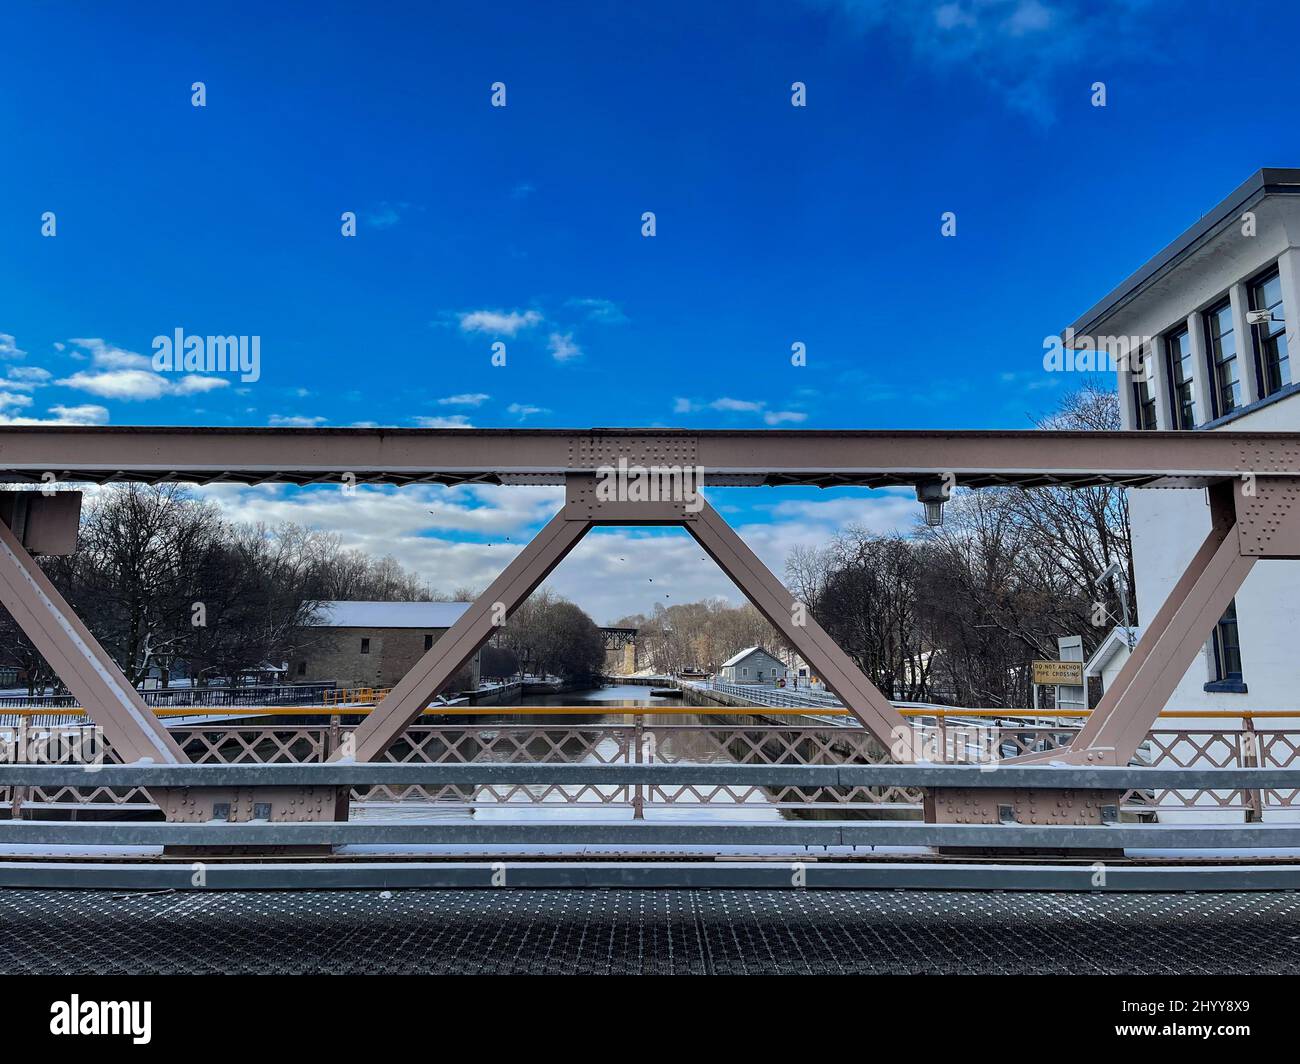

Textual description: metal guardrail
[694,679,846,709]
[5,819,1300,849]
[3,761,1300,891]
[0,683,339,711]
[5,717,1299,817]
[2,761,1296,789]
[4,861,1290,892]
[1,764,1299,853]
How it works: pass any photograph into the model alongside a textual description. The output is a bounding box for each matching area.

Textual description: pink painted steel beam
[1015,485,1256,766]
[343,510,592,763]
[0,427,1296,488]
[688,501,911,751]
[0,520,186,765]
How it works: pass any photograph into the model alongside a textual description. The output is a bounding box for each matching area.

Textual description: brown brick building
[292,601,481,693]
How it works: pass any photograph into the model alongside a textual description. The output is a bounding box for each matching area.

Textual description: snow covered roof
[720,646,779,668]
[306,601,473,629]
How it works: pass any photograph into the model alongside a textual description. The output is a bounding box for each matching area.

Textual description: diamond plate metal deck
[3,888,1299,974]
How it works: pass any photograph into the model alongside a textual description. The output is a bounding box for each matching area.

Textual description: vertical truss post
[344,508,593,763]
[0,516,186,765]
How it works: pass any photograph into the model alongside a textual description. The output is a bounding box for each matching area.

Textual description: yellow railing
[320,687,391,706]
[4,703,1300,720]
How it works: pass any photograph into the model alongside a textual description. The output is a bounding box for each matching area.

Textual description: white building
[718,646,788,685]
[1073,168,1299,713]
[1071,169,1300,820]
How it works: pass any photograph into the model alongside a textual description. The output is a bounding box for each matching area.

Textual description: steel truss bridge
[1,425,1299,892]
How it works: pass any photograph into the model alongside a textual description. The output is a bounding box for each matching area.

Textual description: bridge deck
[3,888,1297,975]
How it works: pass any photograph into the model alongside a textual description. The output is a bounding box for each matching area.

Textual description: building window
[1249,268,1290,398]
[1131,347,1157,430]
[1210,601,1243,683]
[424,633,434,651]
[360,638,370,654]
[1165,327,1197,429]
[1203,300,1241,417]
[296,661,306,677]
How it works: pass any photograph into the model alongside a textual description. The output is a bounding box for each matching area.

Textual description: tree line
[786,384,1133,707]
[613,599,779,676]
[482,589,607,685]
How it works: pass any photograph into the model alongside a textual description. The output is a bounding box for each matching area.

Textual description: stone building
[292,601,480,693]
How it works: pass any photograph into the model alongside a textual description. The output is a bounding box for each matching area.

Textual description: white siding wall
[1086,196,1300,821]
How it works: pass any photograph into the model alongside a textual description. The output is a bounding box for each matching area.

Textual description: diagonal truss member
[1015,479,1297,766]
[0,500,185,764]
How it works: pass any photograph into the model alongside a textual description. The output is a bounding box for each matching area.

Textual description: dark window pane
[1132,377,1157,430]
[1165,328,1196,428]
[1250,270,1290,397]
[1213,601,1242,681]
[1205,302,1241,415]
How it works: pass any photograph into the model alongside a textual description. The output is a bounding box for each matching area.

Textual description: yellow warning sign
[1031,660,1084,686]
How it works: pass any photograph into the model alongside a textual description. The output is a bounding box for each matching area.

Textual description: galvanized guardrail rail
[2,762,1300,891]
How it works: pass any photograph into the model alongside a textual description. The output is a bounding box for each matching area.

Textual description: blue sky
[3,0,1299,620]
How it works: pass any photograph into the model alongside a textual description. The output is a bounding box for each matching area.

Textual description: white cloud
[675,396,810,424]
[766,491,917,532]
[710,397,763,413]
[268,414,327,427]
[0,403,110,426]
[192,481,565,594]
[185,482,920,623]
[812,0,1135,122]
[57,368,229,401]
[55,339,229,400]
[0,392,33,410]
[68,338,151,370]
[566,298,627,324]
[0,334,26,361]
[413,415,473,428]
[763,410,808,425]
[548,332,581,362]
[437,393,491,406]
[50,403,111,425]
[507,403,549,420]
[458,309,543,336]
[5,366,51,391]
[364,201,413,229]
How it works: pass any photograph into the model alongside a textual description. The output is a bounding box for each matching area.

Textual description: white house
[718,646,788,685]
[1067,168,1300,820]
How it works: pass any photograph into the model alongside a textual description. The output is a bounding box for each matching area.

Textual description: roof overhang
[1066,168,1300,339]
